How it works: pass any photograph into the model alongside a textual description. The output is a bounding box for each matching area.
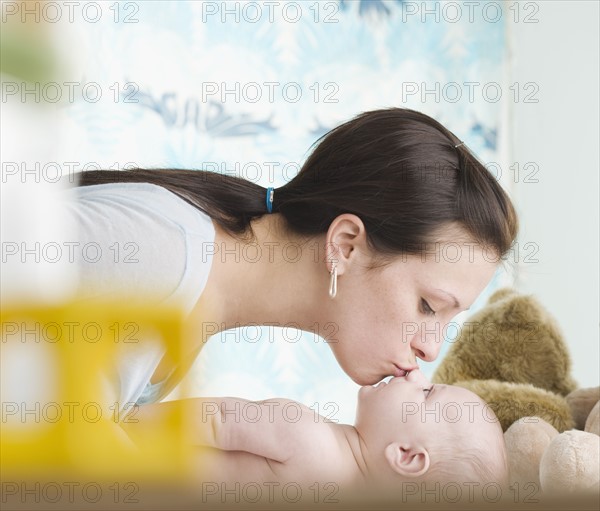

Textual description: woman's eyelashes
[420,298,437,317]
[423,385,434,398]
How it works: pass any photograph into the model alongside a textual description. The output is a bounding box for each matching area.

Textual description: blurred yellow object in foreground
[0,301,191,481]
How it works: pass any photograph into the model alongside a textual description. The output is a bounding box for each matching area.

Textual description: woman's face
[322,218,499,386]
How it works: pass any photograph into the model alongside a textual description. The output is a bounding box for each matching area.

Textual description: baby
[125,370,508,498]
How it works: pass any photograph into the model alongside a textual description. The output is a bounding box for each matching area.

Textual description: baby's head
[354,370,507,489]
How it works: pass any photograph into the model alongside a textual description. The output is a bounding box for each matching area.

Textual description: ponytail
[77,107,518,259]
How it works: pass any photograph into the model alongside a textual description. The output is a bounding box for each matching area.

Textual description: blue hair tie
[265,187,274,213]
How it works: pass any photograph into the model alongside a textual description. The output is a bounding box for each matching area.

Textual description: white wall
[510,1,599,387]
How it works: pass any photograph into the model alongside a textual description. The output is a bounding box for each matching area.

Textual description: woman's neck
[188,214,328,343]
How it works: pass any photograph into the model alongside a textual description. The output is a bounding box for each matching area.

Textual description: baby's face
[355,370,496,455]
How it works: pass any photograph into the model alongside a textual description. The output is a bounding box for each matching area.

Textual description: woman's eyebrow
[434,288,461,309]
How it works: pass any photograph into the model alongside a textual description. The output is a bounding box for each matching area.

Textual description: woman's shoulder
[69,180,173,199]
[71,183,210,219]
[67,181,214,234]
[64,180,216,315]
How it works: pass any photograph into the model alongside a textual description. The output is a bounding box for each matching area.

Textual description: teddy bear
[432,287,577,432]
[432,287,600,497]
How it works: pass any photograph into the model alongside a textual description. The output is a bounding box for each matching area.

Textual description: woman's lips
[393,364,417,377]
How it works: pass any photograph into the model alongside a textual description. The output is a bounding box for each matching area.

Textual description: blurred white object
[1,87,78,305]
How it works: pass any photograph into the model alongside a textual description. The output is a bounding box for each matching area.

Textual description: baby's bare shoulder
[252,398,324,426]
[284,420,351,481]
[252,398,340,445]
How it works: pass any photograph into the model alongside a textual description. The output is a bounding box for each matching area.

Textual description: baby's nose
[406,369,431,387]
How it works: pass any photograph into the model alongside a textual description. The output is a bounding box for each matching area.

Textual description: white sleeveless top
[63,182,216,412]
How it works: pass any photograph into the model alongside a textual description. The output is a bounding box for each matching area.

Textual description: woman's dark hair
[77,107,518,266]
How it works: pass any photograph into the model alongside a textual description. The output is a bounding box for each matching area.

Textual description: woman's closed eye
[423,385,434,398]
[420,298,436,317]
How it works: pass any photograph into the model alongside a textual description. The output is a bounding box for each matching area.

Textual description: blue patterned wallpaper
[60,0,511,423]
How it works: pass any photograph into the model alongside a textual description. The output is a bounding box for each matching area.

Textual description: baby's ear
[384,442,430,478]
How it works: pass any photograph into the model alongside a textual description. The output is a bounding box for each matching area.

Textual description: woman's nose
[410,329,443,362]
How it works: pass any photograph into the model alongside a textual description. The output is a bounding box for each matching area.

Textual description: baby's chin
[357,385,374,397]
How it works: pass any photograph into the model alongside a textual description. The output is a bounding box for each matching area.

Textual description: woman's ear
[384,442,430,478]
[325,214,367,275]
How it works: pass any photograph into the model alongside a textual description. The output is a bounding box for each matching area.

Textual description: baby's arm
[126,397,322,463]
[206,397,318,462]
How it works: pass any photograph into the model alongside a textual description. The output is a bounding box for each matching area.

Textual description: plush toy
[540,429,600,495]
[504,414,600,496]
[566,386,600,430]
[541,396,600,496]
[451,379,574,432]
[585,400,600,436]
[504,417,558,488]
[432,287,600,497]
[432,288,576,431]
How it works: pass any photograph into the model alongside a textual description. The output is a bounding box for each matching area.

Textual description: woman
[68,107,518,411]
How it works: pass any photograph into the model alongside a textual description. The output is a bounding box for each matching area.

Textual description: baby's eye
[423,386,434,397]
[420,299,437,317]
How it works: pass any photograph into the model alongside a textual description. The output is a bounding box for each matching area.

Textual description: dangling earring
[329,263,338,299]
